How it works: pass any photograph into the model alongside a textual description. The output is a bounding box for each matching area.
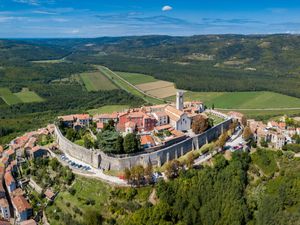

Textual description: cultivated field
[166,91,300,109]
[0,88,21,105]
[136,81,177,98]
[116,72,158,85]
[96,66,164,104]
[87,105,129,115]
[14,88,44,103]
[0,87,44,105]
[80,72,117,91]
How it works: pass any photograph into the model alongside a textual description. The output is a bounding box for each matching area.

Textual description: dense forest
[28,34,300,97]
[122,150,300,225]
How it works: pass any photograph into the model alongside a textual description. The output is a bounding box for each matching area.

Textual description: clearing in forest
[80,72,117,91]
[0,87,44,105]
[116,72,158,85]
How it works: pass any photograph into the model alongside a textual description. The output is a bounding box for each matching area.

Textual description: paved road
[97,65,165,103]
[63,152,128,186]
[49,149,128,186]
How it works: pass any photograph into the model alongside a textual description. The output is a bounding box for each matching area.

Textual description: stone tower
[176,90,184,111]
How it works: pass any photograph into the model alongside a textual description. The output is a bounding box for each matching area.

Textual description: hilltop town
[1,92,300,224]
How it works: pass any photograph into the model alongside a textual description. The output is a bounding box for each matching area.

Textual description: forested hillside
[61,34,300,98]
[122,150,300,225]
[0,40,144,144]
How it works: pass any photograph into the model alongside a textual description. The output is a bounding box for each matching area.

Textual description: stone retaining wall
[54,118,232,171]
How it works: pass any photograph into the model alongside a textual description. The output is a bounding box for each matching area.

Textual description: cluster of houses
[246,116,300,149]
[0,125,55,224]
[59,91,208,149]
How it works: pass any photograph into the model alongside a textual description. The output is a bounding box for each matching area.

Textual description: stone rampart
[54,118,232,171]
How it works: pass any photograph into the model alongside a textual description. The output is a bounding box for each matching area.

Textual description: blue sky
[0,0,300,37]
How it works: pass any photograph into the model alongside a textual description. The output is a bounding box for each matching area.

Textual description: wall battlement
[54,118,232,171]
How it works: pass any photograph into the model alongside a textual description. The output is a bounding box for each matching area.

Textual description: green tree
[114,135,124,153]
[83,210,103,225]
[123,133,140,154]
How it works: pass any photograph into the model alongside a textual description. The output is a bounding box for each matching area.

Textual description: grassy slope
[80,72,117,91]
[167,91,300,109]
[14,89,44,103]
[116,71,158,85]
[46,176,152,225]
[96,65,163,105]
[87,105,129,115]
[0,87,22,105]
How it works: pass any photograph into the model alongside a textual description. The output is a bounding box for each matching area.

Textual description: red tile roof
[44,189,55,200]
[0,219,10,225]
[5,148,15,156]
[165,106,183,122]
[75,114,90,120]
[140,135,155,146]
[154,124,172,131]
[96,122,104,129]
[58,115,74,121]
[4,172,15,186]
[12,195,32,213]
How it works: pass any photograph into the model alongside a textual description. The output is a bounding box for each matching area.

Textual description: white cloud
[33,10,57,15]
[162,5,173,12]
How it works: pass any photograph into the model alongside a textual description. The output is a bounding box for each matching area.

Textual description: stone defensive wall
[54,118,232,171]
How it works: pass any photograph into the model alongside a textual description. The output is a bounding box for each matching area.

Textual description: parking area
[59,154,91,171]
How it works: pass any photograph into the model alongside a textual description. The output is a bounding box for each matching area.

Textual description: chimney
[176,90,184,111]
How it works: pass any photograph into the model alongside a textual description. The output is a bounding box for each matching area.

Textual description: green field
[0,88,22,105]
[116,71,158,85]
[0,87,44,105]
[80,72,117,91]
[96,65,164,105]
[14,88,44,103]
[87,104,129,115]
[166,91,300,109]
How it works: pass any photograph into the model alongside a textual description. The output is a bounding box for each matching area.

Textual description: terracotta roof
[165,106,183,122]
[155,124,172,131]
[1,157,8,165]
[4,172,15,186]
[11,188,25,197]
[0,219,10,225]
[96,122,104,129]
[44,189,55,199]
[171,130,185,137]
[5,148,14,156]
[153,111,167,117]
[127,112,145,118]
[0,165,4,176]
[24,137,37,149]
[0,198,9,208]
[75,114,90,120]
[12,195,32,213]
[20,220,37,225]
[140,135,155,146]
[58,115,74,121]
